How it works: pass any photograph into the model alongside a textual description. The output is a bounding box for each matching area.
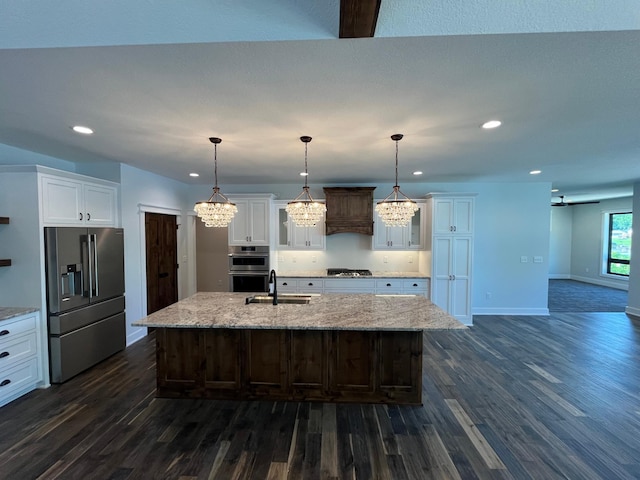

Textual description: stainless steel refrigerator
[44,227,126,383]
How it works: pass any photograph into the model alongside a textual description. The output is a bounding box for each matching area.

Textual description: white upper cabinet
[373,202,425,250]
[228,196,273,246]
[432,196,474,235]
[40,174,118,226]
[275,202,325,250]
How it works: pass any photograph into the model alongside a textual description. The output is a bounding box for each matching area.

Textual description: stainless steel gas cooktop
[327,268,372,277]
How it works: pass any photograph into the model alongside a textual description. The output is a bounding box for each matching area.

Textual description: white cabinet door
[228,198,270,245]
[41,176,84,225]
[41,176,118,227]
[433,197,474,235]
[291,217,325,250]
[373,210,407,249]
[431,235,472,323]
[83,183,117,225]
[373,203,424,250]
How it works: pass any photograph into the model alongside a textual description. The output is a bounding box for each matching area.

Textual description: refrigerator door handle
[91,233,99,297]
[82,235,90,298]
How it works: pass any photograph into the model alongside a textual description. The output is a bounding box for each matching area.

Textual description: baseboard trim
[473,307,550,316]
[625,306,640,318]
[127,328,148,347]
[549,274,571,279]
[569,275,629,291]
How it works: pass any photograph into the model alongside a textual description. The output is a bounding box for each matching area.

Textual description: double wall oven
[228,245,270,292]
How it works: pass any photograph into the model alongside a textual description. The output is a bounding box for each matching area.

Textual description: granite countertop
[278,270,430,279]
[0,307,39,322]
[132,292,465,331]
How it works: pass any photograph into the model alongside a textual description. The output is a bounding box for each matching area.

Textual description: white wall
[626,182,640,318]
[570,197,632,290]
[119,164,192,345]
[549,206,573,278]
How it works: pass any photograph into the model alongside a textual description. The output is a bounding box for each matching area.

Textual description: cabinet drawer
[375,279,403,293]
[0,314,37,343]
[0,357,40,404]
[402,279,428,295]
[297,279,323,293]
[324,278,374,293]
[0,332,37,370]
[277,278,297,292]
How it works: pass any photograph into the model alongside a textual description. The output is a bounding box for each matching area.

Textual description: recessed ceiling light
[189,173,199,177]
[551,188,559,192]
[530,170,542,175]
[72,125,94,135]
[413,171,423,176]
[481,120,501,129]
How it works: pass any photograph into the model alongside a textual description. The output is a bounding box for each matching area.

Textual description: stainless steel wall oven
[228,245,269,292]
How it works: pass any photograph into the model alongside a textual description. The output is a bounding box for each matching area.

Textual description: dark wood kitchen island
[132,292,465,405]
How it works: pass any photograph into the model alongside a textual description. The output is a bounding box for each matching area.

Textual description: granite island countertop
[132,292,465,331]
[278,270,429,279]
[0,307,39,322]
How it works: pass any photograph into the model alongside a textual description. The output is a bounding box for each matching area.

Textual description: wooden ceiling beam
[340,0,381,38]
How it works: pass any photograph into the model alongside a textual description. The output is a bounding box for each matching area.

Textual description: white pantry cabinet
[40,174,118,226]
[372,202,425,250]
[0,311,43,407]
[275,202,325,250]
[425,193,476,324]
[228,195,273,246]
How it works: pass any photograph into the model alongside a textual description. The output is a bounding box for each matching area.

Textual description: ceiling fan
[551,195,600,207]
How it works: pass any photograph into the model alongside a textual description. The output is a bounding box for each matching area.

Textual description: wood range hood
[323,187,375,236]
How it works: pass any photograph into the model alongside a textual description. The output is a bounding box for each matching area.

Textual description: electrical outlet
[292,257,297,263]
[280,255,286,263]
[486,292,492,300]
[585,267,589,273]
[408,255,413,264]
[383,256,388,263]
[312,256,317,263]
[520,256,528,263]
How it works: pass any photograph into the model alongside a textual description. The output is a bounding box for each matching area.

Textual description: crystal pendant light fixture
[286,136,326,227]
[375,134,419,227]
[194,137,238,228]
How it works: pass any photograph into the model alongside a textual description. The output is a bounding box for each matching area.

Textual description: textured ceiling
[1,1,639,202]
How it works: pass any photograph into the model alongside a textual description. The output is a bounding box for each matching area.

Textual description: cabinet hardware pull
[308,282,313,286]
[413,283,418,287]
[386,283,391,287]
[0,352,8,358]
[0,379,10,387]
[282,282,288,286]
[453,226,456,232]
[79,213,83,221]
[0,330,9,336]
[87,213,91,221]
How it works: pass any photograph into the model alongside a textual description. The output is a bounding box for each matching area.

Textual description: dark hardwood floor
[1,312,639,479]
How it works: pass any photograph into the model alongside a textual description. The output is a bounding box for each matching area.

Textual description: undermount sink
[245,295,311,305]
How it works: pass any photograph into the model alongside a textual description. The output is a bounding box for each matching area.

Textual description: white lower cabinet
[277,277,429,297]
[0,312,43,407]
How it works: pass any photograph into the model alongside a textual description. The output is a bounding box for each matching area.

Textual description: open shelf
[0,217,9,224]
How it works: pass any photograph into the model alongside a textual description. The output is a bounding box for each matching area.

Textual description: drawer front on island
[154,327,423,404]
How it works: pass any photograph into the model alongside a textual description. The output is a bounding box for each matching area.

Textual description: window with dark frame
[607,212,632,276]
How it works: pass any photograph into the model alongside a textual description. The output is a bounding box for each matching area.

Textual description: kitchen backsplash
[275,233,424,273]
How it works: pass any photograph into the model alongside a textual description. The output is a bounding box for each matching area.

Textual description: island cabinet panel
[330,331,375,393]
[156,329,201,392]
[245,330,288,396]
[379,331,422,394]
[203,330,241,391]
[289,330,328,399]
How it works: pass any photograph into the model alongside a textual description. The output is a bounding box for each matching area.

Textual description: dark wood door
[145,212,178,315]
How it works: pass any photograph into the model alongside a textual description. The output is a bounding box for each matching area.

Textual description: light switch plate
[533,256,543,263]
[520,256,528,263]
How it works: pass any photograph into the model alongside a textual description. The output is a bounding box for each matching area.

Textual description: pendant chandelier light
[375,134,419,227]
[194,137,238,228]
[285,136,326,227]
